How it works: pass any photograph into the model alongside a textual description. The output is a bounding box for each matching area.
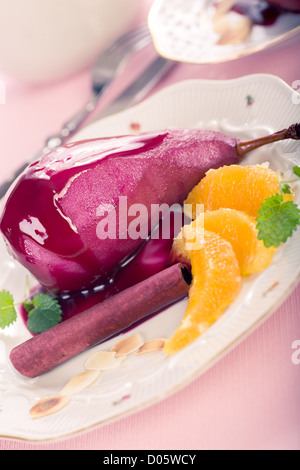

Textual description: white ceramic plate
[148,0,300,64]
[0,74,300,442]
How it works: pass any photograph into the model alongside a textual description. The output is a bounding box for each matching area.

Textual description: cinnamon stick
[9,263,190,378]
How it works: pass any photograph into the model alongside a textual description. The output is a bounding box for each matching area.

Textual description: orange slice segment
[184,164,293,219]
[203,209,276,275]
[164,231,242,356]
[171,208,276,276]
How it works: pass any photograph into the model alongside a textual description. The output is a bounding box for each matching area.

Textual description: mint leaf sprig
[256,166,300,248]
[25,294,62,334]
[0,290,17,329]
[0,290,62,333]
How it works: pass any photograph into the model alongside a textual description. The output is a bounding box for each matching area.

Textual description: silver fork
[0,25,152,198]
[45,24,152,151]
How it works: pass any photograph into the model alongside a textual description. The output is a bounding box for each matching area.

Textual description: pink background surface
[0,0,299,450]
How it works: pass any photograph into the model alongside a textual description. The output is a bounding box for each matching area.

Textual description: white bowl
[0,0,141,83]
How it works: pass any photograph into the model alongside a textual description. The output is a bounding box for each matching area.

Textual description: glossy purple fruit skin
[0,129,239,293]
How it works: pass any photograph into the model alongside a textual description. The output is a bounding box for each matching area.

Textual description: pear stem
[236,123,300,160]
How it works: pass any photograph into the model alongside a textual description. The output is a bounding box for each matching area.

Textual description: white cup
[0,0,141,83]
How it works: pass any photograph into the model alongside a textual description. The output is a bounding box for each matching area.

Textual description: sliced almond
[212,14,230,35]
[213,0,237,18]
[136,338,166,355]
[111,333,144,357]
[85,350,125,371]
[217,16,253,45]
[59,370,101,397]
[29,395,69,419]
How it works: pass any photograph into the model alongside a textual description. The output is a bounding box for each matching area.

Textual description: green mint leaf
[0,290,17,329]
[27,293,62,334]
[23,299,34,313]
[256,194,300,248]
[293,166,300,178]
[280,183,292,195]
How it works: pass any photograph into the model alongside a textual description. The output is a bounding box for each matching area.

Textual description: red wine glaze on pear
[0,129,239,293]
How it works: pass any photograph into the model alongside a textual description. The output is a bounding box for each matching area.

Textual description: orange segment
[203,208,276,275]
[203,209,276,275]
[170,208,276,276]
[164,231,242,356]
[184,164,293,219]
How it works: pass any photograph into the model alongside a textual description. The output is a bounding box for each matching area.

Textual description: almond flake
[136,338,166,355]
[212,14,230,35]
[111,333,144,357]
[213,0,237,18]
[217,16,252,45]
[59,370,101,396]
[85,350,125,371]
[29,395,69,419]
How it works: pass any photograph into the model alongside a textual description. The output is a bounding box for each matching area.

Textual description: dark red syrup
[20,207,188,327]
[231,1,285,26]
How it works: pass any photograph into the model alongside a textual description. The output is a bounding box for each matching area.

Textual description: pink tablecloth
[0,0,299,450]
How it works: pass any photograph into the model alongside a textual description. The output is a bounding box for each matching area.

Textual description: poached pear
[0,124,299,293]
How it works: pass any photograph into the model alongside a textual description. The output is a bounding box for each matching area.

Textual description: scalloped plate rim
[0,73,300,442]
